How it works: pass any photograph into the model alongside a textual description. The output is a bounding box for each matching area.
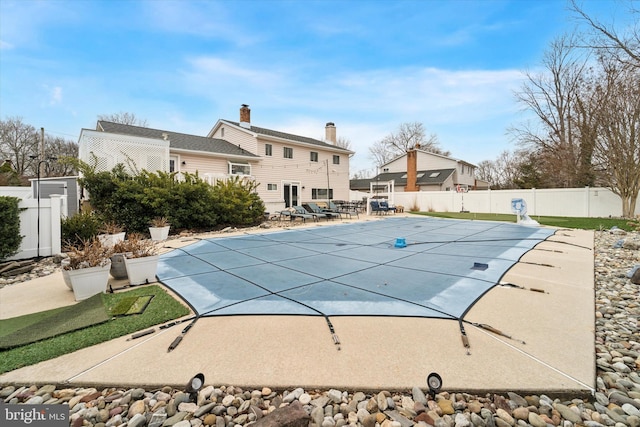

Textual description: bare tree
[97,112,148,127]
[591,61,640,217]
[368,122,448,168]
[0,116,39,177]
[511,33,591,187]
[44,136,79,176]
[570,0,640,69]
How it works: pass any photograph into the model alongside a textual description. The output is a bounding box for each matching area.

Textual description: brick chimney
[325,122,336,144]
[239,104,251,129]
[405,149,418,192]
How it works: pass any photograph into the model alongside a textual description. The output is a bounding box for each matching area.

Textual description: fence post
[50,195,63,256]
[585,186,590,217]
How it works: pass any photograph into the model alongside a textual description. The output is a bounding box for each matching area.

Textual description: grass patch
[413,212,634,231]
[0,285,190,374]
[109,295,154,316]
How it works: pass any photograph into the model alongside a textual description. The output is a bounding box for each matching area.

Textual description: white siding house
[78,105,353,212]
[351,149,488,193]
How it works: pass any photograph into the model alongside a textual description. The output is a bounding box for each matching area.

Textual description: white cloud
[45,85,63,105]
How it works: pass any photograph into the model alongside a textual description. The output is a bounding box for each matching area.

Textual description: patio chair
[302,202,341,220]
[293,206,323,222]
[278,207,317,223]
[379,200,397,214]
[369,200,387,215]
[328,201,358,219]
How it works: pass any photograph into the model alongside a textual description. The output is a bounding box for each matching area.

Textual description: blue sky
[0,0,624,175]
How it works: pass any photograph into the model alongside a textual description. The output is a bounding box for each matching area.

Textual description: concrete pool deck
[0,216,595,395]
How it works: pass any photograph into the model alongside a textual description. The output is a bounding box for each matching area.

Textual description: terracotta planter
[124,255,159,286]
[149,226,170,241]
[67,261,111,301]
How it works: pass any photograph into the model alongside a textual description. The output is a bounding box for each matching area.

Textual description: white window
[332,155,340,165]
[229,162,251,176]
[312,188,333,199]
[265,144,272,156]
[267,183,277,191]
[429,172,440,178]
[284,147,293,159]
[310,151,318,162]
[221,127,225,138]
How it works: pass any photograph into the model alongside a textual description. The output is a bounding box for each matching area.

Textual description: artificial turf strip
[109,295,154,316]
[0,285,190,374]
[0,293,110,350]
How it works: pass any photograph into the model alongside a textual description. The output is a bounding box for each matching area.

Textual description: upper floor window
[310,151,318,162]
[333,155,340,165]
[265,144,272,156]
[229,162,251,176]
[284,147,293,159]
[220,127,225,138]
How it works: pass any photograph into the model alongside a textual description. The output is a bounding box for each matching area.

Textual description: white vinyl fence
[1,187,67,261]
[351,187,637,218]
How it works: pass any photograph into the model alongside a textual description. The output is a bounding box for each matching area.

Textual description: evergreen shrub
[0,197,23,260]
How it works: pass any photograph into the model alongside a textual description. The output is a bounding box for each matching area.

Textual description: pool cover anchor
[326,317,341,351]
[168,317,199,352]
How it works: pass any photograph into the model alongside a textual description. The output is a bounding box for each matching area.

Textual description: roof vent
[162,133,169,141]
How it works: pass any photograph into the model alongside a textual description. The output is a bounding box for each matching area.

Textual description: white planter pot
[61,259,72,290]
[149,226,170,241]
[67,261,111,301]
[98,232,126,247]
[124,255,159,286]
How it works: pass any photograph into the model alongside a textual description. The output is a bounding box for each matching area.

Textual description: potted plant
[98,221,126,247]
[114,233,160,286]
[62,238,113,301]
[149,217,170,241]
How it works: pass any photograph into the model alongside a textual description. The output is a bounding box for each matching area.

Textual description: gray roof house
[78,105,353,212]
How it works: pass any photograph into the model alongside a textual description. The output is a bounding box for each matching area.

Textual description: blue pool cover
[157,217,555,320]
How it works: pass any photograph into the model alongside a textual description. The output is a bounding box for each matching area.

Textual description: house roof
[220,120,353,153]
[382,149,476,168]
[350,168,455,190]
[97,121,259,158]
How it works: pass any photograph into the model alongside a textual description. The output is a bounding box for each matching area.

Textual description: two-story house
[350,148,488,193]
[78,105,353,212]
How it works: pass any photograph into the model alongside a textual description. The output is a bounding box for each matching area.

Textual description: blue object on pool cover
[157,217,555,320]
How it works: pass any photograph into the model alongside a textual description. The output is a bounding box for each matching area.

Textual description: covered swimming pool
[156,217,555,321]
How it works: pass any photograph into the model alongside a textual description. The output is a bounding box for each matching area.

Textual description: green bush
[61,211,102,249]
[70,158,265,233]
[211,176,265,226]
[0,197,23,260]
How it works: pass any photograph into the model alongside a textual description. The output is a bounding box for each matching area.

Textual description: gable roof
[219,120,353,153]
[97,121,259,158]
[350,168,455,190]
[382,149,476,168]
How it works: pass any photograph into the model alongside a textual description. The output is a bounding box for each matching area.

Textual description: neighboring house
[78,104,353,212]
[350,148,489,193]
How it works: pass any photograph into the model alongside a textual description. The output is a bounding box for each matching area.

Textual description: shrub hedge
[0,196,23,260]
[69,158,265,233]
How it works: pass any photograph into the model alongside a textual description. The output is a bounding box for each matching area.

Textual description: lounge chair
[293,206,323,221]
[302,202,341,220]
[328,201,358,219]
[278,207,317,223]
[379,200,396,214]
[369,200,387,215]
